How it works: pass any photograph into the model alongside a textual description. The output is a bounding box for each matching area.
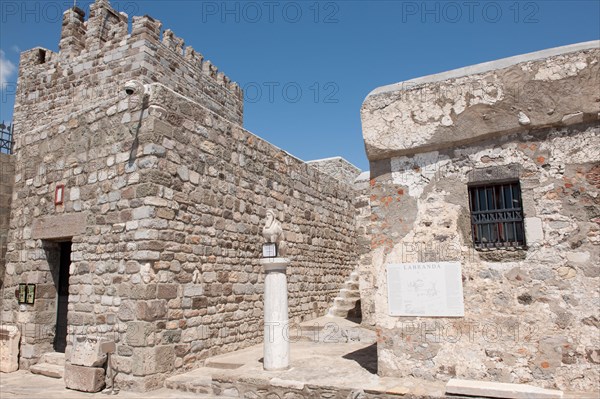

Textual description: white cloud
[0,50,17,89]
[11,45,21,54]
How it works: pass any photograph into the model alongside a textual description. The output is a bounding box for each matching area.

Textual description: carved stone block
[70,335,107,367]
[0,325,20,373]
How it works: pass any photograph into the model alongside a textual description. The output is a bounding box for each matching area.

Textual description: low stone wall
[361,42,600,392]
[0,153,14,292]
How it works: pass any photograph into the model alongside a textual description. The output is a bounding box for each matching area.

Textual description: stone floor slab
[446,379,564,399]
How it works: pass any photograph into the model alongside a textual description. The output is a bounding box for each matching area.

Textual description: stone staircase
[30,352,65,379]
[327,270,361,318]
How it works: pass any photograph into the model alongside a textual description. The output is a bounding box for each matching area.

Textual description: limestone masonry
[0,0,365,392]
[1,0,598,396]
[362,41,599,392]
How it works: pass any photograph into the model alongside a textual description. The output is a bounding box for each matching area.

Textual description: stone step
[204,360,244,370]
[40,352,65,367]
[328,307,351,318]
[326,269,361,319]
[334,297,358,309]
[339,288,360,299]
[446,379,563,399]
[30,363,64,379]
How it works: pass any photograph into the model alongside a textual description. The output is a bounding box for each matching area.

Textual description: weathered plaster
[369,124,599,391]
[361,42,600,161]
[363,43,600,392]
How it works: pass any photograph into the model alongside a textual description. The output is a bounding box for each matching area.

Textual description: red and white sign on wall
[54,184,65,205]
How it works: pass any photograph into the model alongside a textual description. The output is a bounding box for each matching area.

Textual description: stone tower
[2,0,361,392]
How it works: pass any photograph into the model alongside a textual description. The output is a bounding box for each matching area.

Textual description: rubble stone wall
[307,157,362,185]
[0,153,15,292]
[361,43,600,392]
[12,1,243,153]
[2,1,359,391]
[1,94,144,374]
[137,84,358,376]
[2,81,357,392]
[3,4,243,385]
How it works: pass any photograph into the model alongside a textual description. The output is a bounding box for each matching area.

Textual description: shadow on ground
[342,343,378,374]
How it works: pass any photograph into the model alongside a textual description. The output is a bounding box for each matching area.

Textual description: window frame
[467,181,527,250]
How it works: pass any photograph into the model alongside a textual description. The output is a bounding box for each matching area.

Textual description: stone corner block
[524,217,544,244]
[70,335,107,367]
[64,363,106,393]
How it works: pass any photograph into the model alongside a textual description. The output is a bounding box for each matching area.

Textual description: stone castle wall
[306,157,362,185]
[2,2,358,390]
[361,43,600,392]
[299,159,377,326]
[13,1,243,152]
[0,153,15,291]
[2,82,358,392]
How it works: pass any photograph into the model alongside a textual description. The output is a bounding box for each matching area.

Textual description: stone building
[361,41,599,393]
[0,0,367,392]
[3,0,597,395]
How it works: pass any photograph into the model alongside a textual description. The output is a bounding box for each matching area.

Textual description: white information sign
[387,262,465,317]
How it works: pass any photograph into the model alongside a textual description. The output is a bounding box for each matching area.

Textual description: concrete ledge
[446,379,563,399]
[367,41,599,97]
[361,41,600,160]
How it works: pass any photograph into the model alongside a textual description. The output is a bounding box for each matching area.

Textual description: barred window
[468,182,526,249]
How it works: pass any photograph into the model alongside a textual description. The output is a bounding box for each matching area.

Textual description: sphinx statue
[262,209,287,257]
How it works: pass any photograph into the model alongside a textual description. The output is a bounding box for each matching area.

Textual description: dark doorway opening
[54,241,71,353]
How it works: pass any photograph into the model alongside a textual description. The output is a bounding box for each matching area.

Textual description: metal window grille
[0,122,13,154]
[468,182,526,249]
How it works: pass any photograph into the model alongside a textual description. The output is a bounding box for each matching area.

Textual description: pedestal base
[260,257,290,371]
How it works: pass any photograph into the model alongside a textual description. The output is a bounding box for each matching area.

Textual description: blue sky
[1,1,599,170]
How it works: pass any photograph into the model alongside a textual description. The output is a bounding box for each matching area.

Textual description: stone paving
[2,317,594,399]
[0,370,200,399]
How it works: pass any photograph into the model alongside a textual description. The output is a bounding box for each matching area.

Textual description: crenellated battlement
[56,0,242,98]
[13,0,243,147]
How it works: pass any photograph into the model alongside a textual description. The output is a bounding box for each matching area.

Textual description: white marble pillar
[260,257,290,371]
